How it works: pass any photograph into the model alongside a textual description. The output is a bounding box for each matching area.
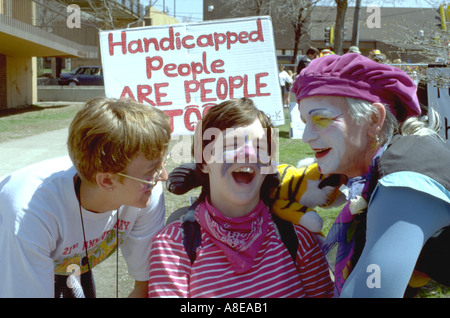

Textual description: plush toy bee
[270,159,346,233]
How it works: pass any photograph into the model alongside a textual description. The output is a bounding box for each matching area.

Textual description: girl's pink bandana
[196,199,270,274]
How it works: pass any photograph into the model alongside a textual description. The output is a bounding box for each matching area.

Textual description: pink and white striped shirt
[148,218,333,298]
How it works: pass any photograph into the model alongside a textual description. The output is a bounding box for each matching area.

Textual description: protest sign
[289,102,305,139]
[99,16,284,135]
[427,68,450,149]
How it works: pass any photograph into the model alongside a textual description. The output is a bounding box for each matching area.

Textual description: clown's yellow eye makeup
[308,108,343,130]
[311,115,334,129]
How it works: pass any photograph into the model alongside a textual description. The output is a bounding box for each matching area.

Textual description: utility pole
[351,0,361,47]
[334,0,348,55]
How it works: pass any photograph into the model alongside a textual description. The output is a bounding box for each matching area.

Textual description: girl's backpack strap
[180,201,201,264]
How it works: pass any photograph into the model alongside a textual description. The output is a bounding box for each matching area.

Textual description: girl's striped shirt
[148,218,333,298]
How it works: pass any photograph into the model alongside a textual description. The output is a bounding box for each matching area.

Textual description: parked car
[58,66,103,86]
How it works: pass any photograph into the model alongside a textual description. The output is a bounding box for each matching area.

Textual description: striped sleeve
[295,225,334,297]
[148,222,191,298]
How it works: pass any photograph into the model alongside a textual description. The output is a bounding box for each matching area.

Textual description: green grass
[1,105,448,298]
[0,102,83,143]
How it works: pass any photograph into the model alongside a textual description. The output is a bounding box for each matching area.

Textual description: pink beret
[291,53,421,122]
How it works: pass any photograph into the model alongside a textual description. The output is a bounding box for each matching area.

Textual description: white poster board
[427,68,450,148]
[289,102,305,139]
[99,16,284,135]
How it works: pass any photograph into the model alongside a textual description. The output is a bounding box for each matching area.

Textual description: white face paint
[299,96,373,177]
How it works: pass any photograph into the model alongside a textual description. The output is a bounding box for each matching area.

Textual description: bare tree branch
[224,0,324,64]
[51,0,159,30]
[383,18,449,86]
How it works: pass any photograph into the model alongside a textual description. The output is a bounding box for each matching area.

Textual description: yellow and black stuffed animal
[166,161,346,234]
[270,160,346,233]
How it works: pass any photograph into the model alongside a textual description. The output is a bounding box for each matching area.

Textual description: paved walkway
[0,128,133,297]
[0,128,69,178]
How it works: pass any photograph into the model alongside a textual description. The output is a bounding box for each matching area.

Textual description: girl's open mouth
[231,166,256,185]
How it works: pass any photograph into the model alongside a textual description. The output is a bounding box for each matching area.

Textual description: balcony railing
[0,14,98,58]
[118,0,145,18]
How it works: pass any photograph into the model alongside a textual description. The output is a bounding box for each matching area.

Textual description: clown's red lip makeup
[313,148,331,159]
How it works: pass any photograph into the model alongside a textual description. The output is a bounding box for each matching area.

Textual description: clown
[292,53,450,297]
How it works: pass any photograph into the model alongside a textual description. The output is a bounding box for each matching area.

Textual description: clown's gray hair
[401,108,441,138]
[345,97,441,146]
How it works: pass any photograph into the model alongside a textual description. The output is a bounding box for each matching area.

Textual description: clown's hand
[298,210,323,233]
[319,174,347,207]
[299,173,347,208]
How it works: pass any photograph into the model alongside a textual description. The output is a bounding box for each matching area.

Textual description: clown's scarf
[322,145,386,296]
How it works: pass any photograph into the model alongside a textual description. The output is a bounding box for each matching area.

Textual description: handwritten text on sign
[100,17,283,135]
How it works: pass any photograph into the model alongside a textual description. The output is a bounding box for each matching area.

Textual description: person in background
[148,98,333,298]
[369,49,386,63]
[279,64,293,107]
[0,98,171,298]
[292,53,450,297]
[320,49,334,57]
[296,55,311,76]
[306,47,320,60]
[347,46,361,54]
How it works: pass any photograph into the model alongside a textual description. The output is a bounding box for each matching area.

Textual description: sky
[147,0,437,24]
[150,0,204,22]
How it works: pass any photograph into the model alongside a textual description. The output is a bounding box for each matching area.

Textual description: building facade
[0,0,101,109]
[203,0,445,63]
[0,0,177,109]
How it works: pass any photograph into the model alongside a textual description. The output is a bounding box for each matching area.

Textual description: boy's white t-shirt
[0,156,165,297]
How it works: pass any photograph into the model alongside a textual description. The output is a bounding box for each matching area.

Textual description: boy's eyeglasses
[117,153,170,190]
